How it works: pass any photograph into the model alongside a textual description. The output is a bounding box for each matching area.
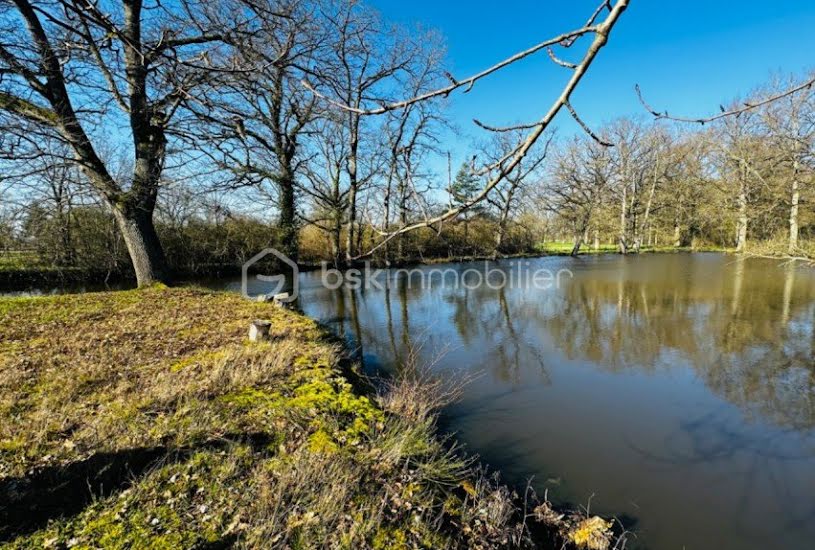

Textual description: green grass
[537,242,618,254]
[0,252,42,272]
[0,287,612,549]
[536,242,731,255]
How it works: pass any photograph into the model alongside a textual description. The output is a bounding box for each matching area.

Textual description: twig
[351,0,630,260]
[302,24,601,116]
[635,77,815,125]
[566,101,614,146]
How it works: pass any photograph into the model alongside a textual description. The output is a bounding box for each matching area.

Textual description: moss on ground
[0,287,615,549]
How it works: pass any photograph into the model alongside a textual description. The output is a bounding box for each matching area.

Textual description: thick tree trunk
[593,230,600,251]
[112,205,167,287]
[495,217,508,257]
[278,173,298,262]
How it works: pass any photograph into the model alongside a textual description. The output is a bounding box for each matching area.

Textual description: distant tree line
[539,76,815,257]
[6,1,814,284]
[0,0,631,284]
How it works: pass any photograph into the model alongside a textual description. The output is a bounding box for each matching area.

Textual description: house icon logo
[242,248,299,303]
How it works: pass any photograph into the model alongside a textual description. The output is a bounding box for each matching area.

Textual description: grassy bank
[535,242,732,255]
[0,287,616,549]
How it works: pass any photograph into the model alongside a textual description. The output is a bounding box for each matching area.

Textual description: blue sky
[368,0,815,160]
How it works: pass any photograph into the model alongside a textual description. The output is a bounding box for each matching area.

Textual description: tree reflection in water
[295,253,815,550]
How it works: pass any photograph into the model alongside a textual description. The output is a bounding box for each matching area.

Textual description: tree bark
[112,203,167,286]
[331,173,343,266]
[383,171,392,264]
[278,172,298,262]
[619,184,628,254]
[789,163,800,255]
[397,183,408,261]
[345,184,356,262]
[736,180,748,253]
[571,237,583,257]
[345,118,359,263]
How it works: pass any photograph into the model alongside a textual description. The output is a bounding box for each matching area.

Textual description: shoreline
[0,286,620,548]
[0,246,735,294]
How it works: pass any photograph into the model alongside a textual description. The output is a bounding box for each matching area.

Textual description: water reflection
[243,253,815,550]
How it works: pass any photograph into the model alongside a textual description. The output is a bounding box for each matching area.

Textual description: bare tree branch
[636,76,815,125]
[353,0,630,260]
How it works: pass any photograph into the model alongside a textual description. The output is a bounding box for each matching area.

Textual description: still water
[255,252,814,550]
[22,253,814,549]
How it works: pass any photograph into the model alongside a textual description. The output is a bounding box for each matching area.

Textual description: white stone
[249,320,272,342]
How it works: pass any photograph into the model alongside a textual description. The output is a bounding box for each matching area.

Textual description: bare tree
[307,0,631,259]
[709,107,771,252]
[483,130,553,257]
[762,75,815,254]
[0,0,233,285]
[381,89,446,263]
[545,133,613,255]
[309,0,433,262]
[301,116,349,265]
[7,140,86,265]
[183,0,321,261]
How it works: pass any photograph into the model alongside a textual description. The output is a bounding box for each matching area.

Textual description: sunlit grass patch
[0,286,615,548]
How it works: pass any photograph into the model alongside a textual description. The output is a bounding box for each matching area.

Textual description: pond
[234,252,815,550]
[7,252,815,549]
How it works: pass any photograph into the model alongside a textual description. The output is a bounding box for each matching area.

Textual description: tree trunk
[330,172,343,266]
[571,236,583,256]
[356,217,365,256]
[673,221,681,248]
[331,212,342,266]
[383,173,392,264]
[495,194,513,258]
[112,205,167,287]
[345,183,357,263]
[55,196,74,267]
[639,176,657,253]
[593,230,600,251]
[736,182,748,253]
[345,120,359,263]
[278,173,298,262]
[397,194,407,262]
[789,167,800,255]
[494,218,507,257]
[619,185,628,254]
